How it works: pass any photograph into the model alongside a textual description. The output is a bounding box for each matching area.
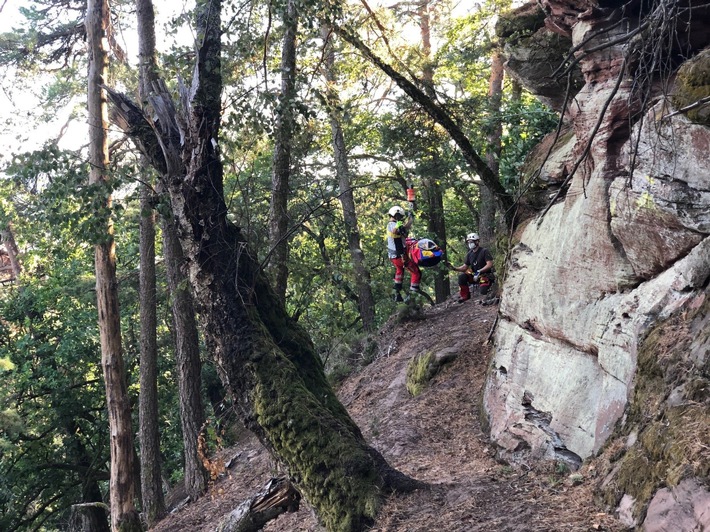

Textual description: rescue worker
[447,232,495,303]
[386,205,421,302]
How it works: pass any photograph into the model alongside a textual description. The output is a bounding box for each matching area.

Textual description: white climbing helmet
[388,205,405,218]
[466,232,480,242]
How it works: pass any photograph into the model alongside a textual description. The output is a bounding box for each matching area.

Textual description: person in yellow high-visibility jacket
[386,205,421,302]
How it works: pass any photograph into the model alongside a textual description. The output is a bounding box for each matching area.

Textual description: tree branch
[333,26,515,224]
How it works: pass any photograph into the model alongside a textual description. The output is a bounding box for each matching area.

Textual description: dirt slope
[152,298,627,531]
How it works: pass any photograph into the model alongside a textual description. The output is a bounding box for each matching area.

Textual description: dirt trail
[152,298,626,532]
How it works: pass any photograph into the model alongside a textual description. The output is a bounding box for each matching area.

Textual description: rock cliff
[486,0,710,528]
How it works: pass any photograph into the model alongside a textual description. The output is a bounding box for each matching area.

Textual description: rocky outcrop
[496,2,583,112]
[487,0,710,528]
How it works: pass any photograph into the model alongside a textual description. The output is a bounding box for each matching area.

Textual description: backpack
[406,237,444,267]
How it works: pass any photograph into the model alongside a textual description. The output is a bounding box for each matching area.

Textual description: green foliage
[498,97,557,192]
[0,273,109,531]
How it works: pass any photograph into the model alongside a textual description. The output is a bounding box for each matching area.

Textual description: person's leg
[479,275,494,296]
[391,257,405,301]
[457,272,472,301]
[408,263,422,291]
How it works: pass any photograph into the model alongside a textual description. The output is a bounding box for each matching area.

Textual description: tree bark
[86,0,141,528]
[322,27,376,331]
[138,181,166,525]
[69,503,110,532]
[216,477,300,532]
[418,0,450,303]
[106,3,422,529]
[136,0,166,523]
[65,417,111,532]
[162,216,208,499]
[480,49,504,245]
[1,223,22,279]
[268,0,298,302]
[136,0,208,502]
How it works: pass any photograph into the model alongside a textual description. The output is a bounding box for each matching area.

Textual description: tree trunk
[268,0,298,302]
[162,216,208,499]
[65,420,111,532]
[422,173,449,302]
[480,49,504,245]
[418,0,450,303]
[136,0,208,501]
[1,223,22,279]
[106,3,422,529]
[69,503,110,532]
[322,28,376,331]
[86,0,141,529]
[136,0,165,523]
[138,181,166,525]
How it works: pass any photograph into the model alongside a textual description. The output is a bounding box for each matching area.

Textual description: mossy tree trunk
[106,1,420,529]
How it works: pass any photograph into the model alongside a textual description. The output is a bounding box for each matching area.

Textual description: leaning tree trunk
[86,0,141,529]
[135,0,208,500]
[335,26,515,226]
[267,0,298,302]
[104,1,421,529]
[322,27,376,331]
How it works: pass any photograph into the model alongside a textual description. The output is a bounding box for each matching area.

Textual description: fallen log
[216,476,301,532]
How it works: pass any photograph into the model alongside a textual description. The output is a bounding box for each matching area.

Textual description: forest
[0,0,558,530]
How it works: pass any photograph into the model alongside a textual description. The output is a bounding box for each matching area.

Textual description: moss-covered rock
[671,48,710,126]
[496,2,546,41]
[594,294,710,525]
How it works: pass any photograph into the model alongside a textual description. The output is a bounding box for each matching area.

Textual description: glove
[395,220,404,229]
[473,270,480,282]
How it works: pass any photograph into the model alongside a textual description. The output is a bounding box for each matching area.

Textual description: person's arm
[475,252,494,275]
[476,259,493,274]
[402,212,414,230]
[446,259,468,273]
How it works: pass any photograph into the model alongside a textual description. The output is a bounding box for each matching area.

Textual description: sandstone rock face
[487,0,710,527]
[643,479,710,532]
[497,2,583,112]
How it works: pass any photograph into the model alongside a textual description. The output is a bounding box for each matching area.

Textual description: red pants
[391,256,421,289]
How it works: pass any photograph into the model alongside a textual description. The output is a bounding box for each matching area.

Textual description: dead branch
[215,476,301,532]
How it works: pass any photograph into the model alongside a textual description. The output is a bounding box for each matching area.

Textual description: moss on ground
[406,352,436,397]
